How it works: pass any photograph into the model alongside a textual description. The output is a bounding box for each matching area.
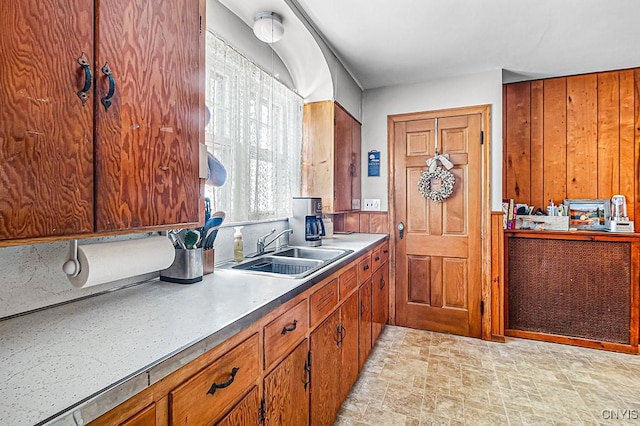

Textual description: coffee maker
[290,197,326,247]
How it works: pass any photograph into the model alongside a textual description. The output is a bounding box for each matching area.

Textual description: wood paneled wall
[503,68,640,221]
[332,212,389,234]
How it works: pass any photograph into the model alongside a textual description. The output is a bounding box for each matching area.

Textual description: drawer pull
[206,367,239,396]
[281,319,298,335]
[363,264,370,271]
[374,256,380,261]
[380,277,386,290]
[383,249,389,254]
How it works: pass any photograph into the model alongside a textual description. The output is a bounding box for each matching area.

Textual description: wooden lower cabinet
[339,292,359,403]
[264,340,309,425]
[119,403,156,426]
[358,278,372,370]
[372,261,389,343]
[310,309,341,426]
[217,387,260,426]
[87,241,390,426]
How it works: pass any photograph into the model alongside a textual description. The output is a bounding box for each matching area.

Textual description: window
[205,31,303,222]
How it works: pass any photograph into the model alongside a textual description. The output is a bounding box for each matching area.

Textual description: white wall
[361,69,503,211]
[207,0,295,90]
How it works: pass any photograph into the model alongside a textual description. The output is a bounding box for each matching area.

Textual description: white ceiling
[293,0,640,89]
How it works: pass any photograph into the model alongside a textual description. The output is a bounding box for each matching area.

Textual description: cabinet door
[0,1,94,239]
[119,403,155,426]
[372,262,389,343]
[333,104,353,212]
[94,0,201,231]
[339,292,359,404]
[310,310,341,426]
[351,119,361,209]
[264,340,309,426]
[358,278,372,371]
[217,387,259,426]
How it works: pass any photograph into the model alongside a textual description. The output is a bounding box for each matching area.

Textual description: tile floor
[334,326,640,425]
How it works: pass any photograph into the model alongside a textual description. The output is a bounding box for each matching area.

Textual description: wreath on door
[417,153,455,203]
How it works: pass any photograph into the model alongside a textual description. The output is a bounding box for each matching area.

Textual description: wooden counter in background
[504,230,640,353]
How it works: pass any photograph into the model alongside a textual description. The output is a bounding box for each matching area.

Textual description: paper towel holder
[62,240,81,278]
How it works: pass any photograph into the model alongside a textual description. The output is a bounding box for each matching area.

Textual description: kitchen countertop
[0,233,387,426]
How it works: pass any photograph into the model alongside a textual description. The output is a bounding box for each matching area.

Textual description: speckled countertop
[0,233,387,426]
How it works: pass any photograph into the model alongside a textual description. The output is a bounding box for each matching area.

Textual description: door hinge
[258,398,266,424]
[480,300,485,316]
[480,131,484,145]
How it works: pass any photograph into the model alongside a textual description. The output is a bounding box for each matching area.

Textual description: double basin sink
[229,246,353,279]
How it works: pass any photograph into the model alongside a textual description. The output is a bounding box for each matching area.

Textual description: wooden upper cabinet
[0,0,95,240]
[0,0,202,242]
[302,101,361,214]
[94,0,201,231]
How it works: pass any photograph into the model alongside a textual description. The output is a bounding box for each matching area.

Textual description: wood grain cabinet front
[338,265,358,300]
[170,333,259,426]
[118,403,156,426]
[263,299,308,370]
[358,255,372,283]
[216,387,260,426]
[358,278,373,371]
[0,0,202,242]
[302,101,361,213]
[310,278,339,327]
[372,261,389,344]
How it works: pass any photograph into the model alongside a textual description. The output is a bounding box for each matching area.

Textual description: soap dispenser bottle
[233,226,244,262]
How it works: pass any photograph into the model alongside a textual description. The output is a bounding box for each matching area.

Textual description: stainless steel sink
[229,246,353,278]
[271,247,349,261]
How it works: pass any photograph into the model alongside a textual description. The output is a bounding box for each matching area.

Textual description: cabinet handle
[383,249,389,254]
[303,359,311,390]
[349,162,356,177]
[281,319,298,335]
[363,264,369,271]
[206,367,239,396]
[374,256,380,261]
[380,277,386,290]
[335,324,346,346]
[100,62,116,110]
[360,301,364,317]
[76,53,91,105]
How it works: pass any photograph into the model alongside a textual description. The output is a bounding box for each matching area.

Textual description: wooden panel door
[372,262,389,343]
[0,0,94,239]
[94,0,201,231]
[310,310,340,426]
[119,403,155,426]
[339,292,359,404]
[334,104,353,212]
[358,278,372,370]
[264,340,309,426]
[394,113,483,337]
[217,387,259,426]
[351,118,362,210]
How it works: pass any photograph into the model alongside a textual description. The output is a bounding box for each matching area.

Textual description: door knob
[397,222,405,239]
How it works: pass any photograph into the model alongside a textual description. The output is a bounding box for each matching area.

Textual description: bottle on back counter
[546,200,558,216]
[233,226,244,262]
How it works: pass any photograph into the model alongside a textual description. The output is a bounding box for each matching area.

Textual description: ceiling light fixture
[253,12,284,44]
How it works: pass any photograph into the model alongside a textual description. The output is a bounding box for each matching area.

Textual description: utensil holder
[160,248,203,284]
[203,249,215,275]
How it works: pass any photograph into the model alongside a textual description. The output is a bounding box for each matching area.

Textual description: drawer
[380,242,390,265]
[310,278,339,326]
[264,299,308,369]
[170,334,259,426]
[339,265,358,300]
[371,247,382,272]
[358,255,372,283]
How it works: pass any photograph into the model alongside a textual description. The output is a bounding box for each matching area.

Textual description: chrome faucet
[257,228,293,255]
[256,228,276,255]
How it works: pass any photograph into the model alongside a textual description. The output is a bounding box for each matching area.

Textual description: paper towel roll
[68,236,176,288]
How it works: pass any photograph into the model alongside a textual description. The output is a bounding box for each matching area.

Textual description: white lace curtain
[205,32,303,222]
